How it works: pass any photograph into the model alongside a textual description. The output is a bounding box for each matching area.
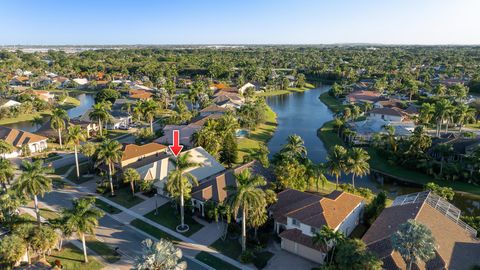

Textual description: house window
[291,218,300,227]
[310,227,318,235]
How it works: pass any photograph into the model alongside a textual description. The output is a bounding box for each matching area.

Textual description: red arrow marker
[168,130,184,157]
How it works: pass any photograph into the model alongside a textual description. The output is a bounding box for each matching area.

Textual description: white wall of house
[368,112,403,122]
[28,141,48,153]
[286,217,317,237]
[335,202,365,236]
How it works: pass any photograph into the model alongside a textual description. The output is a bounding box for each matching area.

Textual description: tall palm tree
[346,148,370,188]
[95,139,122,196]
[313,225,345,265]
[166,153,199,231]
[454,104,476,133]
[50,108,69,148]
[59,196,104,263]
[419,103,435,125]
[89,102,111,136]
[326,145,348,189]
[434,144,453,176]
[0,139,14,158]
[0,159,14,190]
[140,99,159,133]
[123,168,140,197]
[226,169,267,252]
[434,99,453,136]
[14,160,53,226]
[64,125,87,179]
[281,134,307,159]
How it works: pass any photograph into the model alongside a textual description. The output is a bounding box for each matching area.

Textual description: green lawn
[66,162,94,183]
[86,236,121,263]
[317,120,346,151]
[210,238,243,260]
[319,91,344,113]
[130,219,180,242]
[237,105,277,161]
[253,251,274,269]
[102,187,145,208]
[0,112,52,125]
[144,203,203,236]
[256,90,290,97]
[55,164,74,176]
[94,198,122,214]
[195,251,241,270]
[47,244,104,270]
[106,129,132,139]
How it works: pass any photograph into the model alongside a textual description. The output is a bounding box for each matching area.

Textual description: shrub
[239,250,254,264]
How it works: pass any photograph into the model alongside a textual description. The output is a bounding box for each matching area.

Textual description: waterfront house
[345,90,382,105]
[0,126,48,158]
[0,100,21,108]
[238,82,257,94]
[269,189,365,264]
[362,191,480,270]
[199,104,229,117]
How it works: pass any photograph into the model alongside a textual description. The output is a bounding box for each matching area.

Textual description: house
[52,76,70,87]
[373,99,403,109]
[191,160,274,216]
[212,91,245,109]
[156,124,201,148]
[79,109,132,130]
[154,147,225,195]
[129,90,153,100]
[118,143,170,183]
[0,126,48,158]
[367,107,407,122]
[429,137,480,161]
[70,119,100,138]
[345,90,382,104]
[0,100,21,108]
[362,191,480,270]
[73,78,88,86]
[112,98,136,111]
[199,104,229,117]
[348,118,415,145]
[238,82,257,94]
[9,76,30,86]
[269,189,365,264]
[32,90,55,102]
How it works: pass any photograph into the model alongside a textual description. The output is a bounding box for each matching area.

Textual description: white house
[269,189,365,264]
[238,82,256,94]
[119,143,170,183]
[73,78,89,86]
[0,126,48,158]
[367,107,405,122]
[0,100,21,108]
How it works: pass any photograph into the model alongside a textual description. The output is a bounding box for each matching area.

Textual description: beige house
[269,190,365,264]
[118,143,169,182]
[0,126,48,158]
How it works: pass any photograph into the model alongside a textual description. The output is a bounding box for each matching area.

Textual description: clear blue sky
[1,0,479,45]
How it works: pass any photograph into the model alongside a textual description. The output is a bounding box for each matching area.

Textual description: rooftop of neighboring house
[121,143,168,162]
[349,118,415,137]
[0,99,21,108]
[129,89,152,100]
[200,104,229,114]
[346,90,382,103]
[375,99,403,108]
[430,137,480,155]
[189,114,223,127]
[368,107,406,118]
[270,189,364,230]
[362,191,480,270]
[213,90,243,99]
[122,152,170,170]
[210,83,229,90]
[177,147,225,181]
[191,160,274,203]
[0,126,48,147]
[155,124,202,147]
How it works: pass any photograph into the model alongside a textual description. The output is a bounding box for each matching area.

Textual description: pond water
[265,86,480,215]
[3,93,95,132]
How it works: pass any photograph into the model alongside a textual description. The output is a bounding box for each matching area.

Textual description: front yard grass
[130,219,180,242]
[85,236,121,263]
[144,203,203,236]
[237,105,277,162]
[317,120,346,151]
[319,91,344,113]
[195,251,241,270]
[102,187,145,208]
[210,237,243,260]
[66,162,94,183]
[54,164,74,176]
[94,198,122,214]
[47,244,104,270]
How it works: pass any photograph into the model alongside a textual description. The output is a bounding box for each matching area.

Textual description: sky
[1,0,479,45]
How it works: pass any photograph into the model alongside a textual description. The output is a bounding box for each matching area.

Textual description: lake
[265,86,480,215]
[3,93,95,132]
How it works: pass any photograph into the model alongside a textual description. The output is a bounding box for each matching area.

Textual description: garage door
[281,239,325,264]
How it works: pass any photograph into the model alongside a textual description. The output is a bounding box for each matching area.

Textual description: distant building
[269,189,365,264]
[363,191,480,270]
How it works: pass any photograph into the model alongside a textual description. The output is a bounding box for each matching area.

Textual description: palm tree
[123,168,140,197]
[140,99,159,133]
[434,144,453,175]
[313,225,345,265]
[326,145,348,189]
[391,219,436,270]
[332,117,344,136]
[0,159,14,190]
[89,102,111,136]
[419,103,435,125]
[382,125,398,153]
[64,125,87,179]
[14,160,53,226]
[59,196,104,263]
[346,148,370,188]
[226,169,267,252]
[165,153,199,231]
[0,139,14,158]
[95,139,122,196]
[30,115,44,129]
[134,238,186,270]
[434,99,453,136]
[454,104,476,133]
[50,108,69,148]
[281,134,307,159]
